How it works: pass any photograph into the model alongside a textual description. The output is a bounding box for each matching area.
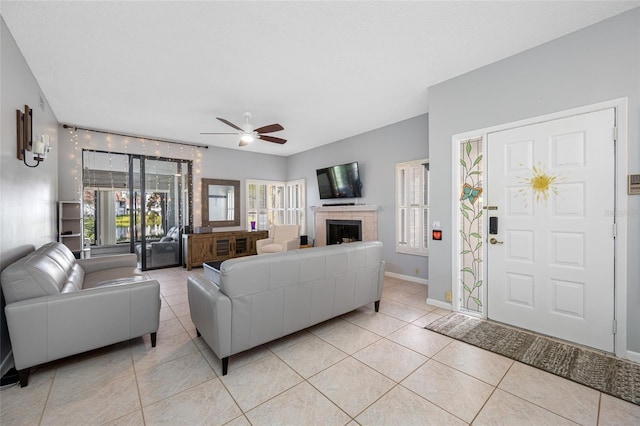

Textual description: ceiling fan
[201,112,287,146]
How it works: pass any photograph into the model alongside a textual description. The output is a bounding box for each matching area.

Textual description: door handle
[489,238,504,245]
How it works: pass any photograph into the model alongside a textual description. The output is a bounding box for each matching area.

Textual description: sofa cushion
[258,243,285,254]
[168,227,180,240]
[40,242,77,277]
[82,267,147,289]
[61,264,86,293]
[1,252,44,304]
[1,244,80,303]
[219,256,270,298]
[24,251,67,293]
[1,255,63,304]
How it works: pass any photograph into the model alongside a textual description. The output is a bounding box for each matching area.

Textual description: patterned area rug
[425,312,640,406]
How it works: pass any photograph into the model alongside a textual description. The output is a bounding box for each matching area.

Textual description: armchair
[256,224,300,254]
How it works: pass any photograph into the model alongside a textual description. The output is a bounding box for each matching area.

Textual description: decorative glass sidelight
[459,138,484,313]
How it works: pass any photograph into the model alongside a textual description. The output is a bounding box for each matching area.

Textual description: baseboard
[0,350,14,379]
[626,350,640,363]
[426,298,452,310]
[384,271,428,285]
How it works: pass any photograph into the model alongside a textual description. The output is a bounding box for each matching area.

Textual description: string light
[66,126,202,241]
[67,127,82,200]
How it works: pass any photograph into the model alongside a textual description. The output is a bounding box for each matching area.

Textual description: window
[396,159,429,256]
[246,179,305,234]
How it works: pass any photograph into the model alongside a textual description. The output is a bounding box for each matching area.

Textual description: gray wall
[287,114,429,279]
[57,125,288,230]
[428,9,640,351]
[0,18,59,375]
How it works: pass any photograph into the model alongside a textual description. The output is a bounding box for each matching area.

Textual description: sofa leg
[17,369,29,387]
[222,357,229,376]
[150,332,157,347]
[374,300,380,312]
[196,328,201,337]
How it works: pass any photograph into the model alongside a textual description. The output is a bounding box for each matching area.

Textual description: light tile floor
[2,267,640,425]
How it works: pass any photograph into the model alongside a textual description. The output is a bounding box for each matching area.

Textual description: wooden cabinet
[183,230,268,270]
[58,201,85,257]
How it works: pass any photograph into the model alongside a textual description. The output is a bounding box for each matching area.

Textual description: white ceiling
[2,1,639,157]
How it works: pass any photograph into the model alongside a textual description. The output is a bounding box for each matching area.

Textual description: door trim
[451,98,628,358]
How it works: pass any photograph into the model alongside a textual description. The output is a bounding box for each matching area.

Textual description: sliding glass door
[83,150,192,270]
[134,158,189,269]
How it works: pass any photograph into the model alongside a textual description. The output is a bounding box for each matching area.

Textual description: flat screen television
[316,162,362,199]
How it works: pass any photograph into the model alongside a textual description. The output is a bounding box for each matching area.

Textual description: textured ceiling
[2,1,639,156]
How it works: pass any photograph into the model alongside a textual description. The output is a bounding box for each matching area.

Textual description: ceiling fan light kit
[240,133,255,144]
[201,112,287,147]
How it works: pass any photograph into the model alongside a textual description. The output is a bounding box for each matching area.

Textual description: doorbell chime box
[629,174,640,195]
[432,221,442,241]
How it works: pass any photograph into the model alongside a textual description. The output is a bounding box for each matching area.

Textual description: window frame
[396,158,429,256]
[246,178,306,234]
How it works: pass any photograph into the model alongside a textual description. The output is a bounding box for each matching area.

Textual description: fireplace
[326,220,362,245]
[312,205,378,246]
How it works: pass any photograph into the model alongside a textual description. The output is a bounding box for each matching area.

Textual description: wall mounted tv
[316,161,362,199]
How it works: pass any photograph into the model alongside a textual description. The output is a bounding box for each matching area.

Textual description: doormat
[425,312,640,406]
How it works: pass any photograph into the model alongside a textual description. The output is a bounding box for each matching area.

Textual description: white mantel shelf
[311,205,378,212]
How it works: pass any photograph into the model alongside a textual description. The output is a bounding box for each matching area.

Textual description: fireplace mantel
[311,205,378,212]
[312,205,378,246]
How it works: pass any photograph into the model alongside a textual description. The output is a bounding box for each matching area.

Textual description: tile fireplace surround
[312,205,378,246]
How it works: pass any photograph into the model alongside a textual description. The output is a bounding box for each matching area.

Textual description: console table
[182,230,268,270]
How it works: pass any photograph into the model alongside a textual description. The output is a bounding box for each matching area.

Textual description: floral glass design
[459,138,483,313]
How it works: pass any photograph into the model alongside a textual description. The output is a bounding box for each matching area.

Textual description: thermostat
[629,174,640,195]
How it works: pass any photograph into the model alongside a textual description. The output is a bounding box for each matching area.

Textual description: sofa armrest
[150,241,178,249]
[76,254,138,274]
[5,280,160,371]
[284,238,301,251]
[256,238,273,255]
[187,274,232,359]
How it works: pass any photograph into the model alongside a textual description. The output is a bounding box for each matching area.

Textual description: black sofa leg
[222,357,229,376]
[374,300,380,312]
[150,332,157,347]
[196,328,201,337]
[17,369,29,388]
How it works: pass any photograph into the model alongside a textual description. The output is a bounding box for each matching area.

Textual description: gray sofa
[136,226,180,268]
[1,242,161,387]
[188,240,385,375]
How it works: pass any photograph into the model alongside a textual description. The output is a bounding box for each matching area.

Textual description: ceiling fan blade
[254,123,284,134]
[259,135,287,144]
[216,117,243,131]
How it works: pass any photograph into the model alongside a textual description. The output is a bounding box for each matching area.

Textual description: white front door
[486,108,616,352]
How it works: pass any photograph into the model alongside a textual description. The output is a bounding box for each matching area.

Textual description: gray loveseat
[188,240,385,375]
[1,242,161,386]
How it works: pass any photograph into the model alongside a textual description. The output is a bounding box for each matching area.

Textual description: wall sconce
[16,105,51,168]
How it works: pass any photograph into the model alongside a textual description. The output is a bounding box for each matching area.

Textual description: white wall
[287,114,429,279]
[0,17,59,375]
[428,9,640,351]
